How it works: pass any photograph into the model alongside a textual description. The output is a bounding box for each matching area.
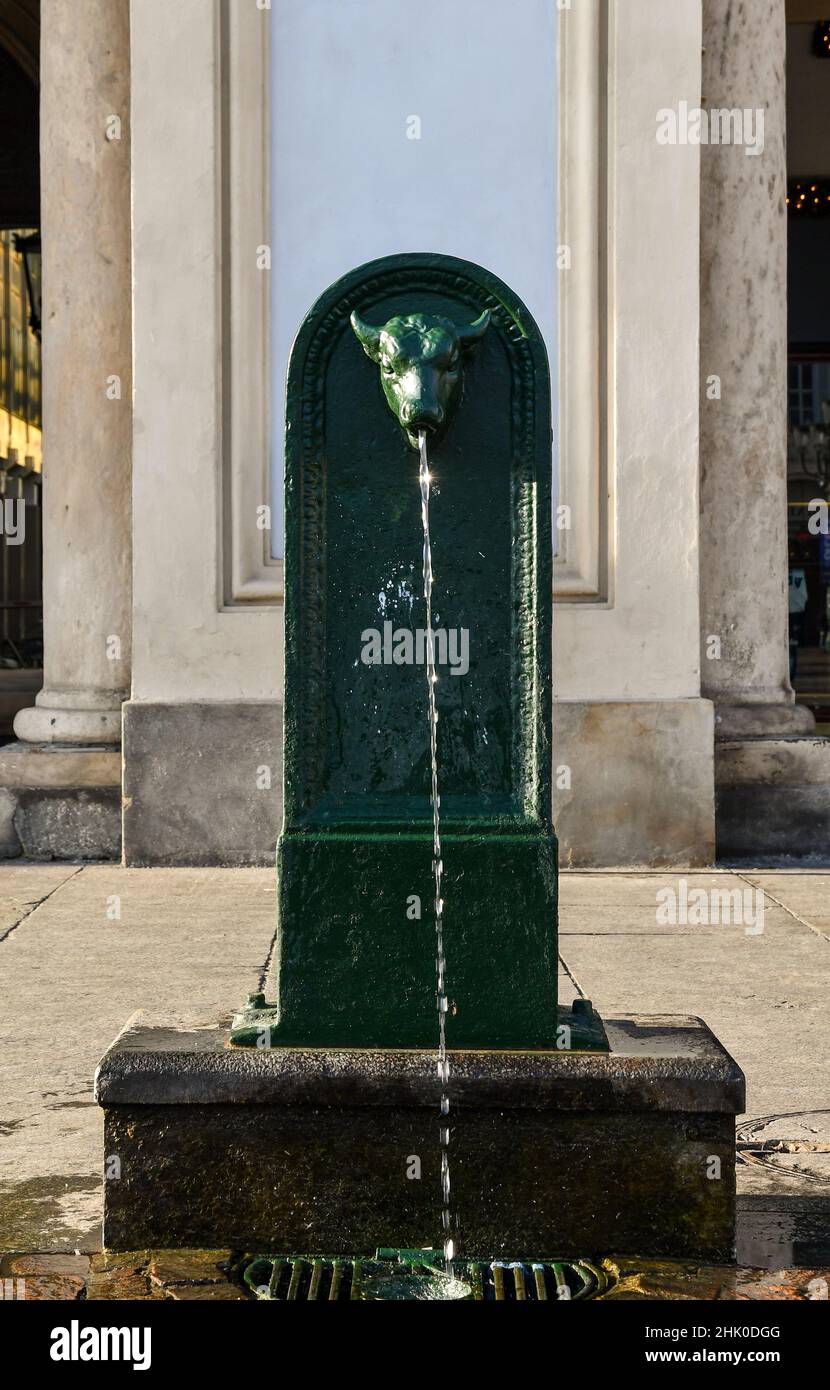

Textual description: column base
[0,741,121,859]
[714,702,815,739]
[14,688,125,745]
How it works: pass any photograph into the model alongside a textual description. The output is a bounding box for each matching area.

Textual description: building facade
[0,0,826,867]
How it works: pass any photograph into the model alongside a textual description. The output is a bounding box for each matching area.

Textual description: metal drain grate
[242,1257,362,1301]
[238,1253,611,1301]
[478,1260,610,1301]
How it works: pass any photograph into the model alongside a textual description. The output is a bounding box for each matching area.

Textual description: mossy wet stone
[97,1016,744,1260]
[235,253,557,1048]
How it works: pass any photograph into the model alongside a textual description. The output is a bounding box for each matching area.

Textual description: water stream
[418,429,454,1272]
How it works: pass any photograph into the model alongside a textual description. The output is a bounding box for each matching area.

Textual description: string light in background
[812,21,830,58]
[787,180,830,217]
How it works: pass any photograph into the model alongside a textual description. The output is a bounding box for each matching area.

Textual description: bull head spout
[350,308,490,449]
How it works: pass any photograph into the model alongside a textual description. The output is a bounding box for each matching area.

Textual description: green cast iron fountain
[230,256,606,1294]
[231,251,606,1054]
[96,253,742,1287]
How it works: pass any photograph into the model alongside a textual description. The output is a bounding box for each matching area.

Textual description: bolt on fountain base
[95,1013,744,1261]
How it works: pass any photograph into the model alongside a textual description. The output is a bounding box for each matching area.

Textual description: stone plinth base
[95,1015,745,1261]
[120,699,716,869]
[553,699,716,867]
[716,733,830,860]
[0,742,121,859]
[122,702,282,867]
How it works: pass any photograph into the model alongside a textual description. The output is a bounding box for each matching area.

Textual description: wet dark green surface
[102,1104,737,1261]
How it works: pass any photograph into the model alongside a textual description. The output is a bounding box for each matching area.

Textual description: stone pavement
[0,866,275,1252]
[0,865,828,1293]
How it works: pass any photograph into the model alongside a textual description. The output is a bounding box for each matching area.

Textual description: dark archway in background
[0,0,41,736]
[787,14,830,731]
[0,0,39,84]
[0,0,39,228]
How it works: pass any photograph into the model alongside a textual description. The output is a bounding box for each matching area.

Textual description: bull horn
[350,309,383,362]
[458,308,491,350]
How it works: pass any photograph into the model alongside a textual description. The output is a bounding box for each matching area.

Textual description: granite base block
[95,1015,745,1261]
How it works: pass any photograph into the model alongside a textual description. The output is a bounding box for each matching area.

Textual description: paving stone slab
[0,867,275,1250]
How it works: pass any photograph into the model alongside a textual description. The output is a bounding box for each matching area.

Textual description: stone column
[14,0,131,746]
[699,0,810,737]
[699,0,830,859]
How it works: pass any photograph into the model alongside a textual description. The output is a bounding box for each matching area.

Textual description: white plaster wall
[553,0,704,702]
[130,0,280,703]
[270,0,558,557]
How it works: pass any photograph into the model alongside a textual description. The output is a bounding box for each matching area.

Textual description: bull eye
[382,365,395,377]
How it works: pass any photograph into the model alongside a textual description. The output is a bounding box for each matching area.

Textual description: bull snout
[400,400,444,431]
[398,375,444,432]
[398,375,445,436]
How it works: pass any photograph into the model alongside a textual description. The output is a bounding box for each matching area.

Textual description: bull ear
[350,310,383,362]
[458,308,491,351]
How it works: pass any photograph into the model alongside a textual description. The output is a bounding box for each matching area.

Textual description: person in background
[789,544,809,683]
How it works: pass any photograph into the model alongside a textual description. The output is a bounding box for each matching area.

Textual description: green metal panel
[232,253,557,1048]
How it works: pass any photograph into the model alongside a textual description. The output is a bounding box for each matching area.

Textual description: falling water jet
[418,427,454,1272]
